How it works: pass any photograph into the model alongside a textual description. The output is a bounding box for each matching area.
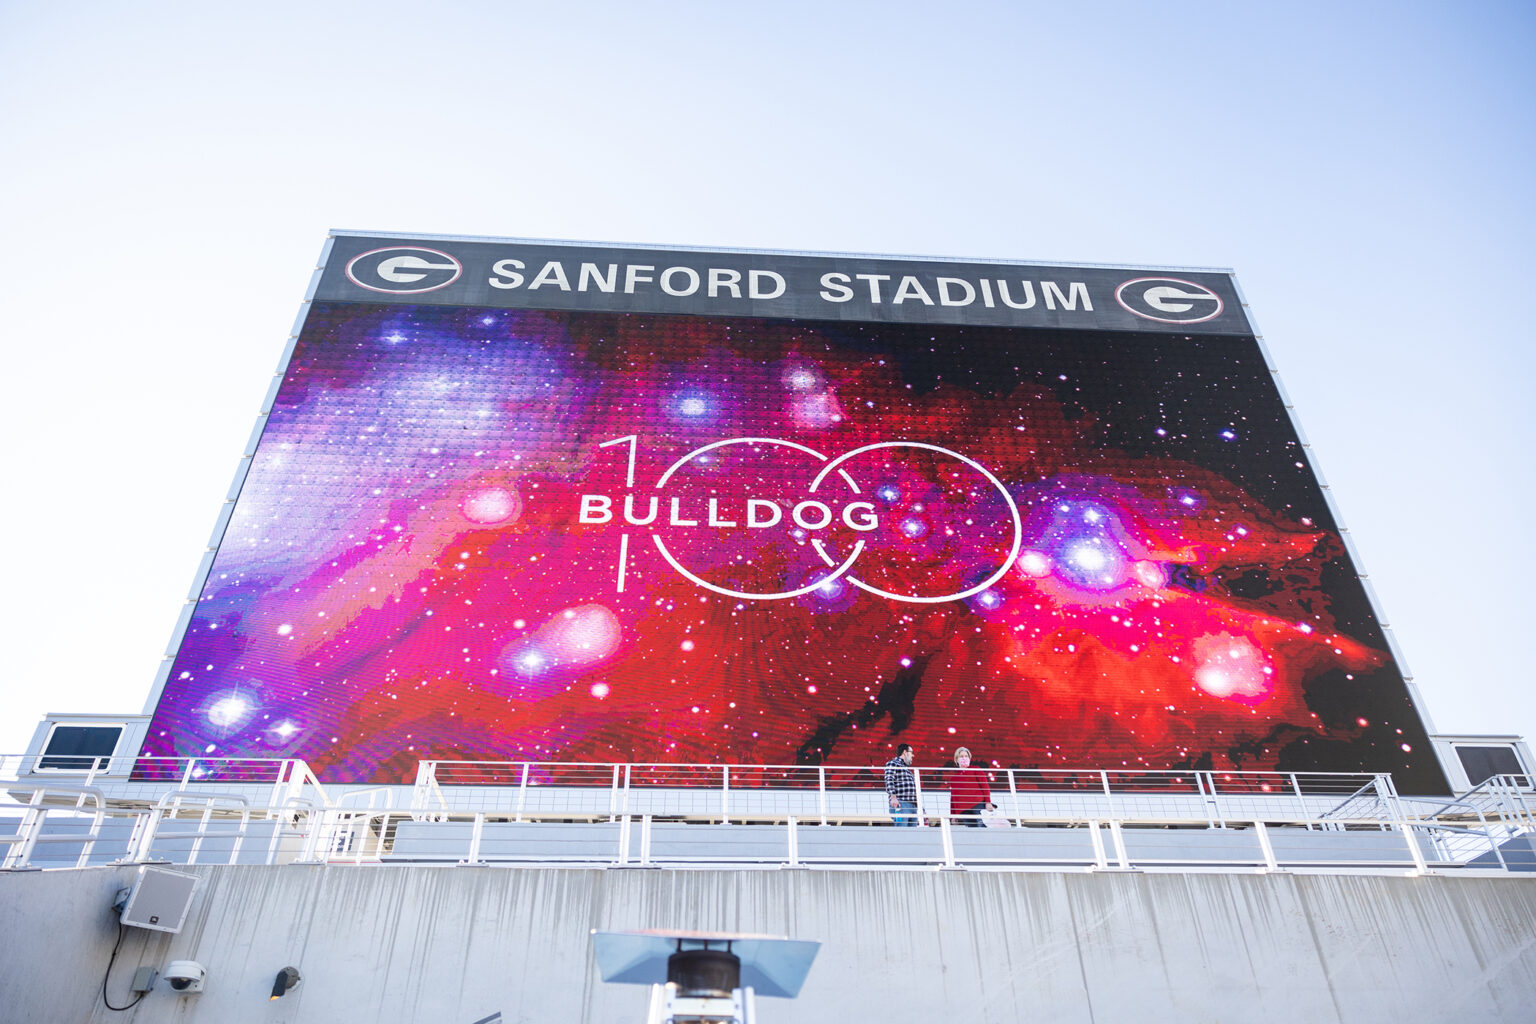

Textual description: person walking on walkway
[884,743,918,827]
[947,746,994,826]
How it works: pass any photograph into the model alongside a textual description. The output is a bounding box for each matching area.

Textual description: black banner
[316,233,1251,335]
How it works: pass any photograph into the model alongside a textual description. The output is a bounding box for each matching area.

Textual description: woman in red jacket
[947,746,994,826]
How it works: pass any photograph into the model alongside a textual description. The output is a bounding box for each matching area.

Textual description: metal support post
[817,766,827,826]
[461,812,486,865]
[1399,820,1429,874]
[1254,820,1278,871]
[514,762,530,822]
[1107,819,1130,869]
[1088,819,1109,870]
[939,813,956,869]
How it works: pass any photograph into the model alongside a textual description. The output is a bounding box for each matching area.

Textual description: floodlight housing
[591,929,819,998]
[270,966,302,1000]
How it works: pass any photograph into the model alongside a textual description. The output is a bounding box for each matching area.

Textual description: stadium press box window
[39,724,123,771]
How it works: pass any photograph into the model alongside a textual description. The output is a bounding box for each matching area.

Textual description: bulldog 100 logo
[578,436,1022,603]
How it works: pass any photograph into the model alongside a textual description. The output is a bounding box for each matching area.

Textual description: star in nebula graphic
[140,304,1443,791]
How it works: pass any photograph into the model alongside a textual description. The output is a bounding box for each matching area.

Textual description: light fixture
[270,966,302,1000]
[592,930,819,1024]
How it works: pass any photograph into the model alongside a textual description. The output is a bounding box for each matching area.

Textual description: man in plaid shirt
[884,743,918,827]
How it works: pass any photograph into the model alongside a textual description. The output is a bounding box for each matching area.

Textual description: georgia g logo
[1115,277,1224,324]
[345,246,463,294]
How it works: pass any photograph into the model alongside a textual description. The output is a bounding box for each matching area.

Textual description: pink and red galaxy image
[141,302,1444,790]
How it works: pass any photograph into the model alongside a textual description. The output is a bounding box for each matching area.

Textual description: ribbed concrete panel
[1,867,1532,1023]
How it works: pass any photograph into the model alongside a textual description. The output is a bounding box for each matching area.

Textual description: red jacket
[947,768,992,812]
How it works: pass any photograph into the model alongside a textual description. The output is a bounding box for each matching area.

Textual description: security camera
[163,961,206,993]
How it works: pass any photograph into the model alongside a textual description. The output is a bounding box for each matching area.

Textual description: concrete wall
[1,864,1533,1023]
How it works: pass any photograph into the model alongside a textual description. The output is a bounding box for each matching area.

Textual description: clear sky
[1,1,1532,764]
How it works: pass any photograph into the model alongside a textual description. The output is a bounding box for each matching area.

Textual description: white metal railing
[2,753,327,808]
[0,783,108,870]
[409,760,1396,825]
[292,809,1517,873]
[4,800,1522,873]
[1453,774,1536,830]
[3,757,1531,873]
[1317,775,1399,821]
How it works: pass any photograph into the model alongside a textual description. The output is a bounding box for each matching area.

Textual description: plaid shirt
[884,756,917,802]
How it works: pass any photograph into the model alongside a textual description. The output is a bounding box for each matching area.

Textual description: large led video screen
[141,282,1444,791]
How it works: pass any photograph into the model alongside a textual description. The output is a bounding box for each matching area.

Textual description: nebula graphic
[140,304,1444,791]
